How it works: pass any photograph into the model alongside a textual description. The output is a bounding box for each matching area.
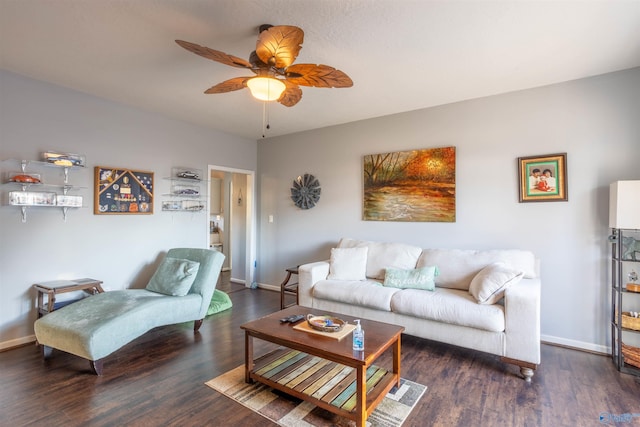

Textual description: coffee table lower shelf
[248,347,396,421]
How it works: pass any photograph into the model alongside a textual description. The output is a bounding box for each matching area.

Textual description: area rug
[205,365,427,427]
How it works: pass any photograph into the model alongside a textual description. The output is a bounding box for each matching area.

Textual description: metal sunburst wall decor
[291,173,321,209]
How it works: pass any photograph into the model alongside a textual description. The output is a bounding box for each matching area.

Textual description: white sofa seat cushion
[391,288,505,332]
[338,238,422,280]
[312,280,400,311]
[416,248,536,290]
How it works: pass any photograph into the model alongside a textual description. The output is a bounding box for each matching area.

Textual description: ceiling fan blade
[204,77,250,94]
[285,64,353,88]
[175,40,253,69]
[256,25,304,69]
[278,81,303,107]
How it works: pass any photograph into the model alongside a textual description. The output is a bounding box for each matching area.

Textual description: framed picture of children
[518,153,568,202]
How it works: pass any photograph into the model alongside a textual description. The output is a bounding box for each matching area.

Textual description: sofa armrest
[503,278,541,364]
[298,261,330,307]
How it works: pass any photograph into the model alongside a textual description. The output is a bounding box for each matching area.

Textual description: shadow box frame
[94,166,154,215]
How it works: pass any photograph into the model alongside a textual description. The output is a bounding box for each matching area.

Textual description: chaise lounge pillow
[383,266,439,291]
[327,247,368,281]
[469,262,523,304]
[146,257,200,296]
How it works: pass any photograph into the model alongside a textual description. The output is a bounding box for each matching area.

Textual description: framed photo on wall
[94,166,154,214]
[518,153,567,202]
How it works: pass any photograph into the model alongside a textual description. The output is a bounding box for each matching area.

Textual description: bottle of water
[352,319,364,351]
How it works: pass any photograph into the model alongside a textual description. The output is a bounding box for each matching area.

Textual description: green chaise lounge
[34,248,225,375]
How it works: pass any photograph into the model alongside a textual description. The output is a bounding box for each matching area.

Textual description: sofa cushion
[416,248,536,290]
[391,288,505,332]
[146,257,200,296]
[338,238,422,280]
[327,247,368,280]
[312,279,399,311]
[469,262,524,304]
[383,266,439,291]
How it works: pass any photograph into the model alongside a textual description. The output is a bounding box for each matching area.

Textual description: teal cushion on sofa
[383,266,439,291]
[146,257,200,296]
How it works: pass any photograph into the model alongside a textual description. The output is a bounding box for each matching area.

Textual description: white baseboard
[541,334,609,355]
[0,335,36,352]
[228,279,278,291]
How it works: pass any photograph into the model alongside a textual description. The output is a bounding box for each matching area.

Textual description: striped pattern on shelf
[252,348,391,412]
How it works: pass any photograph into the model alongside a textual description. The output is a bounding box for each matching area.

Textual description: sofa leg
[500,357,537,381]
[90,359,104,376]
[194,319,203,332]
[520,367,534,382]
[42,345,53,359]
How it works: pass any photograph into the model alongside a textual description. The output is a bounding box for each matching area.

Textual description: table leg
[244,331,254,384]
[355,365,366,427]
[280,270,293,309]
[393,335,402,388]
[47,291,56,313]
[36,291,44,318]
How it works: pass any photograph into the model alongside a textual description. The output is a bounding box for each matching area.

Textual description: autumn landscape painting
[363,146,456,222]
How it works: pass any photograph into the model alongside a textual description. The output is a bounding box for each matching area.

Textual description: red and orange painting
[363,146,456,222]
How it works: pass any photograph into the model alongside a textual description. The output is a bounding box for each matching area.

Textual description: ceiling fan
[175,24,353,107]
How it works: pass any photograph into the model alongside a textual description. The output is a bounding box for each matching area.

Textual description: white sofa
[298,238,541,381]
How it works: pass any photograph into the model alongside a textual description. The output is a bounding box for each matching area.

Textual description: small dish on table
[306,314,346,333]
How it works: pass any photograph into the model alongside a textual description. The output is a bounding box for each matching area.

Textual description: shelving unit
[3,159,85,222]
[610,228,640,376]
[161,167,207,212]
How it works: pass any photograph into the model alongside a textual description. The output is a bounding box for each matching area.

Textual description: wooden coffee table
[241,306,404,427]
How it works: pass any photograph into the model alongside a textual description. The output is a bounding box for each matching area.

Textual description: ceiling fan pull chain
[262,102,266,138]
[262,100,273,138]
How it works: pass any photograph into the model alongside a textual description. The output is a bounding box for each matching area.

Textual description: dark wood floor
[1,271,639,426]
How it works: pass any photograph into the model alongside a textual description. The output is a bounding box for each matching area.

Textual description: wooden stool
[280,267,299,309]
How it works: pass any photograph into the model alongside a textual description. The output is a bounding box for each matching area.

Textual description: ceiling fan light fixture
[247,77,286,101]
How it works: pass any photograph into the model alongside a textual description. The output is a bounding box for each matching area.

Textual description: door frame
[208,165,256,288]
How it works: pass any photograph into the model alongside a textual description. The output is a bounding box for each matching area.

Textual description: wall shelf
[161,167,207,212]
[3,158,86,222]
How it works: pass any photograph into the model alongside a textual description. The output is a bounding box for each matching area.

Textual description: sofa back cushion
[416,248,536,290]
[338,238,422,280]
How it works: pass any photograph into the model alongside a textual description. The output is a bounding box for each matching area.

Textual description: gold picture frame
[518,153,567,202]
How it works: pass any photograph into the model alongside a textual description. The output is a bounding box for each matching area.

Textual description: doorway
[208,165,256,287]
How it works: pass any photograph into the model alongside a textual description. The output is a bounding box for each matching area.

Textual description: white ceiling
[1,1,639,140]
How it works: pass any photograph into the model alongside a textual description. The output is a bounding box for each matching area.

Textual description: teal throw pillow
[383,266,439,291]
[146,257,200,296]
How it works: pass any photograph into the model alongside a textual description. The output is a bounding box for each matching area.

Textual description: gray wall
[0,70,256,348]
[257,67,640,352]
[2,67,638,353]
